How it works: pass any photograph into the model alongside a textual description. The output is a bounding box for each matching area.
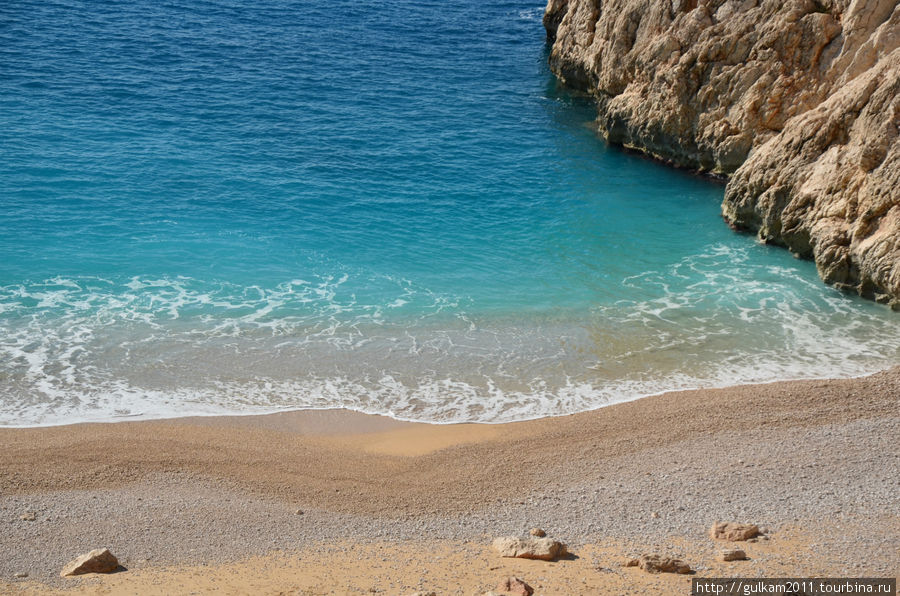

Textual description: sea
[1,0,898,427]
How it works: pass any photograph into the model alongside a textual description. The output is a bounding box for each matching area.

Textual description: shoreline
[4,360,897,431]
[3,368,898,593]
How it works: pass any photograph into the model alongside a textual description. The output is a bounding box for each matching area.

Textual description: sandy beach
[2,369,898,595]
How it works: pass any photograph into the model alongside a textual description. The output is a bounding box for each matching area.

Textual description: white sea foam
[517,7,544,22]
[1,244,898,427]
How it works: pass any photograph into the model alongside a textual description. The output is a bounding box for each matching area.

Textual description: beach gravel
[1,369,898,589]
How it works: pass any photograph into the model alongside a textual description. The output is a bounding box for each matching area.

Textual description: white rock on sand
[492,536,568,561]
[60,548,119,577]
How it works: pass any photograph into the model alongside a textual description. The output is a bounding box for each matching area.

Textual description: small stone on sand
[625,554,691,574]
[60,548,119,577]
[718,548,747,562]
[492,536,567,561]
[495,575,534,596]
[710,522,760,541]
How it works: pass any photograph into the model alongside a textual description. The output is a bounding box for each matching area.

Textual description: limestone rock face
[544,0,900,306]
[724,52,900,306]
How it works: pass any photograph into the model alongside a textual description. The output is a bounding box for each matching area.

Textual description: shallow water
[1,0,898,426]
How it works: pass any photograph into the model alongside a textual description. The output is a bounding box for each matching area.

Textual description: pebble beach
[2,368,898,594]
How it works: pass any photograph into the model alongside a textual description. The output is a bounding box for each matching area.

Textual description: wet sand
[2,368,899,594]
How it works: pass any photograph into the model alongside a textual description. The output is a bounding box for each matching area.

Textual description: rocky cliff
[544,0,900,307]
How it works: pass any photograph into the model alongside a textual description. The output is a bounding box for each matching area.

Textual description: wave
[2,244,898,427]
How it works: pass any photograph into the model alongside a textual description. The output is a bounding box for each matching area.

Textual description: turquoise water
[1,0,898,426]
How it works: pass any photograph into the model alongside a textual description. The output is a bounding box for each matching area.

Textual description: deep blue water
[1,0,897,426]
